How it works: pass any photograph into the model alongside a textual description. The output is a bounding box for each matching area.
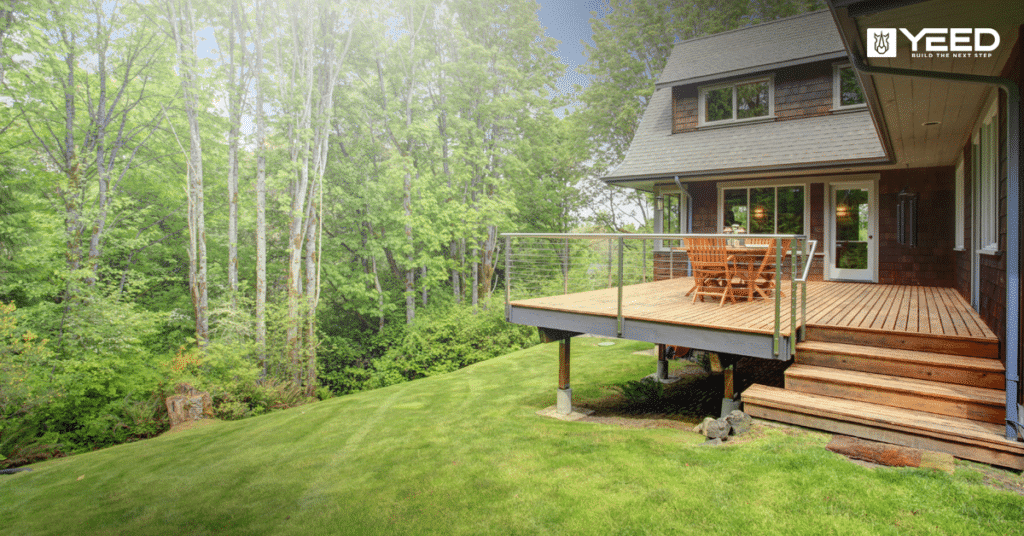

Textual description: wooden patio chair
[684,237,736,306]
[748,239,790,300]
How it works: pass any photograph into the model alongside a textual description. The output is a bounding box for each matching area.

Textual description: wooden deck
[511,279,1020,468]
[510,278,996,342]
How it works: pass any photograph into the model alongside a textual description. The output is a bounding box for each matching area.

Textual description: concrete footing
[721,397,741,418]
[657,360,669,380]
[557,387,573,415]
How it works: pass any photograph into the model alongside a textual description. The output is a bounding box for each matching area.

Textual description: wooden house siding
[877,167,957,288]
[774,62,834,120]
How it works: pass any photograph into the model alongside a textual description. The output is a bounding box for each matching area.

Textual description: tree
[273,0,353,392]
[4,0,172,343]
[161,0,209,348]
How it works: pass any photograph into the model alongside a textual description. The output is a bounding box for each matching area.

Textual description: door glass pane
[777,186,805,234]
[736,80,769,119]
[705,87,733,122]
[750,187,775,234]
[723,189,748,232]
[835,188,869,270]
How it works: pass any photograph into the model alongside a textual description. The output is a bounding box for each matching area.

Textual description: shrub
[611,377,665,411]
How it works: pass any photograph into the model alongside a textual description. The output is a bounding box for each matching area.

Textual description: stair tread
[796,341,1004,371]
[786,364,1005,406]
[743,384,1023,452]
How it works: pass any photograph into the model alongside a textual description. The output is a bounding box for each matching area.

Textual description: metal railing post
[790,237,798,357]
[617,237,624,337]
[801,238,808,341]
[774,238,782,356]
[504,235,512,321]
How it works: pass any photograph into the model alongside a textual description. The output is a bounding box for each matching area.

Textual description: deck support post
[557,337,572,415]
[657,344,668,380]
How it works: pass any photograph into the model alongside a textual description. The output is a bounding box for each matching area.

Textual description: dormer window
[698,76,773,126]
[833,64,866,109]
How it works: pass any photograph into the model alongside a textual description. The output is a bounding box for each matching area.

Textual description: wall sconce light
[897,189,918,247]
[655,196,664,212]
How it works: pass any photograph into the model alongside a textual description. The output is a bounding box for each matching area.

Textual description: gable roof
[602,87,886,187]
[657,10,846,89]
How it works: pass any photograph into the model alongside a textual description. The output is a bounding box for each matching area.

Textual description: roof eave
[655,51,849,90]
[601,156,893,188]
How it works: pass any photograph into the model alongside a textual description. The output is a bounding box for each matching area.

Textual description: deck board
[510,279,997,342]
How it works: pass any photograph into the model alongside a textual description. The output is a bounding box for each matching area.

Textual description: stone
[699,438,723,447]
[166,383,214,426]
[725,410,753,436]
[693,416,731,440]
[693,417,715,435]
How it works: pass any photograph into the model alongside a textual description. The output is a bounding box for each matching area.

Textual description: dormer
[602,11,887,191]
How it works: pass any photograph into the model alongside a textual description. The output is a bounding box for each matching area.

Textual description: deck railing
[503,233,817,356]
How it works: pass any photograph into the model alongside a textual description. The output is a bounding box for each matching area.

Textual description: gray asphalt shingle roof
[657,10,845,88]
[602,86,886,183]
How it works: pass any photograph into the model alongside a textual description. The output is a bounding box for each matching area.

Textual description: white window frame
[832,63,867,110]
[954,157,965,251]
[975,98,999,254]
[716,178,810,236]
[698,75,775,127]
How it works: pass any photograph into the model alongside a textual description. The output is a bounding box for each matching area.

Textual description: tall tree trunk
[225,0,245,308]
[371,254,384,334]
[167,0,208,348]
[254,0,267,373]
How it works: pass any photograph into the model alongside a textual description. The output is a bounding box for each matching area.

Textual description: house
[503,2,1022,468]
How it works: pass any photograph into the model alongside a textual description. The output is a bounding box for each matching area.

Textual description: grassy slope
[1,338,1022,535]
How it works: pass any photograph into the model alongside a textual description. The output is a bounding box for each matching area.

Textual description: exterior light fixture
[836,204,850,219]
[655,196,664,212]
[753,206,767,221]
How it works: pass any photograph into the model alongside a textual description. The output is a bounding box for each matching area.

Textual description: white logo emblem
[867,28,897,57]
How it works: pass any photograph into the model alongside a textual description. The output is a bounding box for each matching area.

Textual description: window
[974,100,999,253]
[699,76,773,125]
[721,185,806,234]
[833,64,865,109]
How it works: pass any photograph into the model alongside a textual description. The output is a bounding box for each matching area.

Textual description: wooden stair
[743,327,1024,469]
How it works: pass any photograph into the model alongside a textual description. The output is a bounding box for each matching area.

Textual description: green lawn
[2,338,1022,535]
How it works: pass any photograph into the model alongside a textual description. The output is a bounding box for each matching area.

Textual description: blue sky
[536,0,608,94]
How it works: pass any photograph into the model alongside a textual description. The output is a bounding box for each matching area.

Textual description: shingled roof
[603,84,886,186]
[657,10,846,89]
[602,10,886,187]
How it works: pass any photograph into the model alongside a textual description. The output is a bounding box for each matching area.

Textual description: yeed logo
[867,28,1001,58]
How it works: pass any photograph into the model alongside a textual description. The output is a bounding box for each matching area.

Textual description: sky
[535,0,608,94]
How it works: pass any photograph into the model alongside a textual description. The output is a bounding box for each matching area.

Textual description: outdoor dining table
[672,243,781,300]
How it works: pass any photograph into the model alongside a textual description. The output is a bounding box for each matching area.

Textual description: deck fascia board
[508,305,788,360]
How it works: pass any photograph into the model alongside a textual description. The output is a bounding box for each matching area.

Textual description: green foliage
[611,376,665,410]
[318,299,538,395]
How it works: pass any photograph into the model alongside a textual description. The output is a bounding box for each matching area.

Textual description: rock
[693,417,712,434]
[166,383,214,426]
[726,410,752,436]
[704,418,731,440]
[699,438,723,447]
[694,416,730,439]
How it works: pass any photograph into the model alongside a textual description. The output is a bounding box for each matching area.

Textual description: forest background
[0,0,820,465]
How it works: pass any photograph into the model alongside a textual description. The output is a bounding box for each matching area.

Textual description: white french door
[828,181,877,282]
